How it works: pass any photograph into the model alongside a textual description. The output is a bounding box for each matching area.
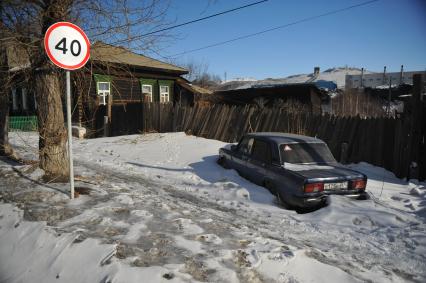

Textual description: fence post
[103,116,109,137]
[406,74,423,180]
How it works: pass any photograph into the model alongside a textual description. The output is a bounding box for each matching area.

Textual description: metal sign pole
[66,71,75,199]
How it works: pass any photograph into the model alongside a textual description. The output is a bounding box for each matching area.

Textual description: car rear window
[280,143,336,164]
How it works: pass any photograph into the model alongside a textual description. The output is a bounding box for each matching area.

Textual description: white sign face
[44,22,90,70]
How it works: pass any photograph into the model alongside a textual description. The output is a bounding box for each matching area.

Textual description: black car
[218,132,367,208]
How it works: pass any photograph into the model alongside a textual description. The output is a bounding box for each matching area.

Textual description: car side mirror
[231,145,237,151]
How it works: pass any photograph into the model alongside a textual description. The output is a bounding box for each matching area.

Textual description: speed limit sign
[44,22,91,200]
[44,22,90,70]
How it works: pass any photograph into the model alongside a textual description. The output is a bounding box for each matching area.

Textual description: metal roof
[245,132,324,144]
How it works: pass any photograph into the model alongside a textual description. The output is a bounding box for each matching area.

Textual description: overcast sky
[157,0,426,80]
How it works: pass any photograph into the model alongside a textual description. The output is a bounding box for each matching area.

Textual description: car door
[246,139,272,185]
[232,136,254,177]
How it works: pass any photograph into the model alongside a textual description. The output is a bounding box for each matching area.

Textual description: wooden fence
[95,100,425,181]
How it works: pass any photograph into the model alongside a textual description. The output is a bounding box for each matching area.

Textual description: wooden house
[5,41,205,134]
[74,42,205,134]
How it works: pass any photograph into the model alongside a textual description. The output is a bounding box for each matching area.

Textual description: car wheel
[276,191,293,209]
[357,192,369,200]
[264,180,275,194]
[217,156,229,169]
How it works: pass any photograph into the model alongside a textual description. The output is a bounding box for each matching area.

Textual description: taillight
[304,183,324,193]
[352,179,366,190]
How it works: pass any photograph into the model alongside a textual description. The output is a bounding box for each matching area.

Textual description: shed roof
[91,42,187,74]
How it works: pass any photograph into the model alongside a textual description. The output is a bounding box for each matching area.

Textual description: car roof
[244,132,324,144]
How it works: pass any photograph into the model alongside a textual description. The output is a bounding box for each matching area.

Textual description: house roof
[176,78,213,95]
[91,42,187,75]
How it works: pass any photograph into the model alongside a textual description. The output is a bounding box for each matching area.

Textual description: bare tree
[1,0,173,180]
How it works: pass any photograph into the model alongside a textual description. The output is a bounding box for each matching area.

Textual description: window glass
[97,82,111,105]
[280,143,336,164]
[238,137,254,154]
[251,140,271,163]
[98,82,110,91]
[142,84,153,102]
[160,85,170,103]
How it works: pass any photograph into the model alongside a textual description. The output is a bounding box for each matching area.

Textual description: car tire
[276,191,293,210]
[357,192,369,200]
[217,156,229,169]
[264,180,275,194]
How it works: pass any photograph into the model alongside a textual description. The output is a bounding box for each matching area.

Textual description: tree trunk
[0,92,12,156]
[0,38,12,156]
[35,70,69,181]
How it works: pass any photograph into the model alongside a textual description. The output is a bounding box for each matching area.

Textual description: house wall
[72,68,193,136]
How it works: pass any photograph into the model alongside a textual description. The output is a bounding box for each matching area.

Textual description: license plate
[324,182,348,191]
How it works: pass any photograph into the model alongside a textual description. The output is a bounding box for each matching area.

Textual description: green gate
[9,116,38,131]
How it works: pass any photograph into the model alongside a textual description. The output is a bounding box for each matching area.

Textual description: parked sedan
[218,132,367,209]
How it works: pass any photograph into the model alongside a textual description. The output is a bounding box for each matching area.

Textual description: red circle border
[44,22,91,70]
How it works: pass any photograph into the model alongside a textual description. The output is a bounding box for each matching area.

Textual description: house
[75,42,205,132]
[5,41,205,134]
[202,83,330,114]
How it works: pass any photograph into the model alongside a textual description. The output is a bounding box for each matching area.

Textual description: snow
[283,162,335,171]
[1,131,426,282]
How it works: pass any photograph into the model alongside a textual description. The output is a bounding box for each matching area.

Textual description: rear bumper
[291,190,367,208]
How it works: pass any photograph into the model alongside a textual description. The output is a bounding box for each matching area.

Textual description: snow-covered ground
[1,132,425,283]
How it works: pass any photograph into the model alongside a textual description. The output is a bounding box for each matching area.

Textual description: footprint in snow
[195,234,223,245]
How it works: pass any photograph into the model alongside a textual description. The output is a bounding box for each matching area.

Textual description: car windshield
[279,142,336,164]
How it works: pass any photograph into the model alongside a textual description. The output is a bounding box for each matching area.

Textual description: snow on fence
[94,100,425,181]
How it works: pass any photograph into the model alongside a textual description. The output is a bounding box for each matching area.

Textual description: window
[12,88,18,110]
[251,140,271,164]
[22,88,28,110]
[97,82,110,105]
[160,85,170,103]
[280,143,336,164]
[142,84,153,102]
[238,137,254,154]
[252,140,272,164]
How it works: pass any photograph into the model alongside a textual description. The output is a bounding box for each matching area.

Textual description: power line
[170,0,379,57]
[141,0,269,37]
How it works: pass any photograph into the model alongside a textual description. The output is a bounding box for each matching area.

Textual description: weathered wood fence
[95,98,425,181]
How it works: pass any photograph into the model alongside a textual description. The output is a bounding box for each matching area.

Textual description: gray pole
[388,77,392,117]
[66,71,75,199]
[382,66,386,85]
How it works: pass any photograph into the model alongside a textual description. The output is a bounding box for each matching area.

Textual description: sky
[155,0,426,80]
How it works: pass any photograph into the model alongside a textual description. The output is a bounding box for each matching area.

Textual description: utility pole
[399,65,404,85]
[360,68,364,88]
[382,66,387,85]
[388,77,392,117]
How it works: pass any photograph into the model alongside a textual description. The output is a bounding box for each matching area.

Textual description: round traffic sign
[44,22,90,70]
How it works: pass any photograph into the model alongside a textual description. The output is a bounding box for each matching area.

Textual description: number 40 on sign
[44,22,90,70]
